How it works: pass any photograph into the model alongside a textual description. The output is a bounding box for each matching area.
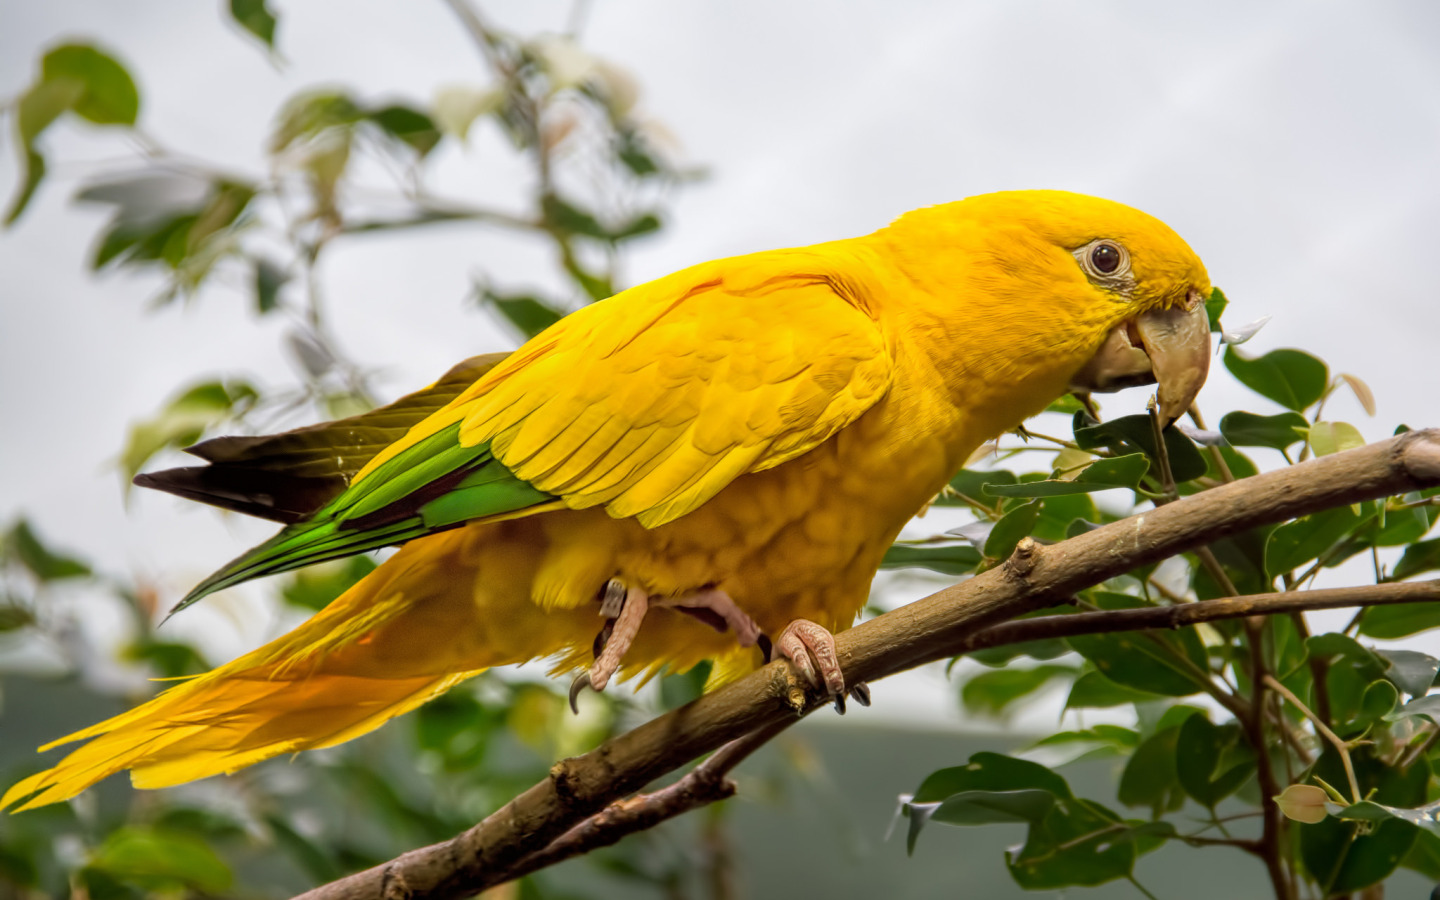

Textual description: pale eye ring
[1078,239,1130,280]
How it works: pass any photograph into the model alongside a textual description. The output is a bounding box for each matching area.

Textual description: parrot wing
[165,255,893,613]
[135,353,509,523]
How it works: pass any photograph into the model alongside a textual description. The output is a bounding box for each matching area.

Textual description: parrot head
[878,190,1213,426]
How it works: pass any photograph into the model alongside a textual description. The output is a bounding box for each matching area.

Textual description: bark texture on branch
[294,429,1440,900]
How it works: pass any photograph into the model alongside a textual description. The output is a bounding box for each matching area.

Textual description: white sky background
[1,1,1439,729]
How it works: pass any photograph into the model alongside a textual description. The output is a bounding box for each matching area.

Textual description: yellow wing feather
[356,249,894,529]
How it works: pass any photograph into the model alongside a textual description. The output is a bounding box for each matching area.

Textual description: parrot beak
[1069,289,1211,425]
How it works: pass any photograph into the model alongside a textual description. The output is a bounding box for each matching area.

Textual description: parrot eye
[1090,242,1122,273]
[1075,239,1131,283]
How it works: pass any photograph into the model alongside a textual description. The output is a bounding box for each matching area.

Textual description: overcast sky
[2,1,1438,723]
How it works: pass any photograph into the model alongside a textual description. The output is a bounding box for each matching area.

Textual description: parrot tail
[2,524,575,813]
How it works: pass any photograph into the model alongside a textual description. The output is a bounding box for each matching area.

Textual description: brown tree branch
[292,429,1440,900]
[476,580,1440,890]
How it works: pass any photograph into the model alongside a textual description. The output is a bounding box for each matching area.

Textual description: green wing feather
[170,422,555,615]
[141,353,559,617]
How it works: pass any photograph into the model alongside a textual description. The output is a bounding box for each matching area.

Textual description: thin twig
[1264,675,1362,804]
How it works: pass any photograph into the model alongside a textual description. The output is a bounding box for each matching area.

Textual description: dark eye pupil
[1091,243,1120,274]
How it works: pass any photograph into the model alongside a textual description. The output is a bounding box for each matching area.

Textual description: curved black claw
[851,682,871,708]
[833,692,847,715]
[568,671,594,715]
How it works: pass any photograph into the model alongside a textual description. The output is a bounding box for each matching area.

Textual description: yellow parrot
[3,190,1211,811]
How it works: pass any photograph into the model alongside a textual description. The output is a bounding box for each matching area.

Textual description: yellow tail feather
[3,524,596,812]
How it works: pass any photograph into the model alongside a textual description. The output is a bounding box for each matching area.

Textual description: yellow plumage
[4,190,1212,811]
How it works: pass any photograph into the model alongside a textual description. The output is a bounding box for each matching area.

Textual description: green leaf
[1358,679,1399,725]
[1307,421,1366,457]
[229,0,278,49]
[1072,413,1207,483]
[961,665,1075,717]
[1377,649,1440,697]
[1390,694,1440,726]
[1031,492,1100,543]
[4,149,47,226]
[1067,594,1211,697]
[931,789,1057,827]
[1223,345,1328,411]
[1391,537,1440,582]
[8,44,140,225]
[367,104,442,157]
[126,640,209,679]
[1118,723,1187,810]
[1204,286,1228,332]
[1313,818,1421,895]
[1219,410,1309,451]
[984,500,1040,560]
[478,286,565,340]
[938,468,1016,505]
[659,660,710,709]
[282,556,377,611]
[880,541,981,576]
[1401,829,1440,880]
[85,827,232,893]
[985,453,1149,497]
[254,256,288,314]
[542,192,611,240]
[1175,715,1253,807]
[1065,670,1159,709]
[1006,798,1137,889]
[121,379,260,481]
[914,752,1073,804]
[41,44,139,126]
[1264,504,1366,577]
[3,519,92,580]
[909,753,1072,855]
[1360,598,1440,640]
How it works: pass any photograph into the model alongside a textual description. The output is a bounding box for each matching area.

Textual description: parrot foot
[568,583,763,714]
[661,587,762,648]
[772,619,868,714]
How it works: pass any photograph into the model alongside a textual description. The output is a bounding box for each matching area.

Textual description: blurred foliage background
[3,3,1440,899]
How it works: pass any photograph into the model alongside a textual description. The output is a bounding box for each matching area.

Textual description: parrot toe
[773,619,860,714]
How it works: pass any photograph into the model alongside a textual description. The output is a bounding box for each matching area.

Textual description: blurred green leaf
[368,104,442,157]
[478,286,565,339]
[1402,829,1440,880]
[121,379,259,481]
[1175,715,1253,807]
[126,640,209,679]
[1219,410,1308,451]
[1223,345,1328,412]
[254,255,288,313]
[1307,421,1365,457]
[961,665,1075,717]
[1118,722,1187,811]
[282,556,377,611]
[271,90,363,153]
[8,44,138,224]
[85,827,232,893]
[1065,670,1159,709]
[1204,287,1227,332]
[229,0,278,49]
[42,44,139,125]
[3,519,92,581]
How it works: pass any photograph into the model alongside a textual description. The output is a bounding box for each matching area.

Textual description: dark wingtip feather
[134,466,344,524]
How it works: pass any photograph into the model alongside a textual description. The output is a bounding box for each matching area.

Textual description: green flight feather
[168,422,556,616]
